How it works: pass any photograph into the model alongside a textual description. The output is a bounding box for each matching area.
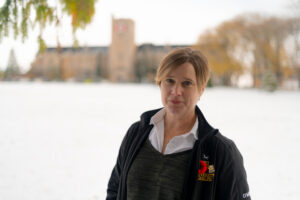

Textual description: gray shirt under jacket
[127,139,193,200]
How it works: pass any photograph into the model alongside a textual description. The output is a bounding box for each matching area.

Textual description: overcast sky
[0,0,289,72]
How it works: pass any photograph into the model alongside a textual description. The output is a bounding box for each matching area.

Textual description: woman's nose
[171,84,183,96]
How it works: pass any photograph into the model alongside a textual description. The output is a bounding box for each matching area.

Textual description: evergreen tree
[0,68,3,80]
[4,49,20,81]
[261,68,278,92]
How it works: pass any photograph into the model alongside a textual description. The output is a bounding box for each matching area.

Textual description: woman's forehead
[167,63,196,78]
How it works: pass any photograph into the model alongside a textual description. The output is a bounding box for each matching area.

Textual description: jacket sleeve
[106,122,139,200]
[215,139,251,200]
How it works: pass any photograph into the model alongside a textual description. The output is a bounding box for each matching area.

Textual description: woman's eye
[183,81,192,86]
[166,79,174,84]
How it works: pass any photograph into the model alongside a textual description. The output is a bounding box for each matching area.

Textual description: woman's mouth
[171,100,181,104]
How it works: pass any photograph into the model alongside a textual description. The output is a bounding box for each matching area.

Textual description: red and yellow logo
[198,160,215,182]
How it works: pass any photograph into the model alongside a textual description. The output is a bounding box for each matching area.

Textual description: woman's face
[160,62,204,118]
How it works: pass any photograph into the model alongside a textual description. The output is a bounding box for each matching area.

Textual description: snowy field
[0,82,299,200]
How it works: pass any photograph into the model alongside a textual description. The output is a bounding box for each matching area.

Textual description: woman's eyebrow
[183,77,194,82]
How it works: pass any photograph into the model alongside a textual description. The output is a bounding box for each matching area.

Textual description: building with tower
[28,18,188,82]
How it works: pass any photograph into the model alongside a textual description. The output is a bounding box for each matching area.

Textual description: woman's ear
[198,87,205,100]
[158,82,161,88]
[199,86,205,96]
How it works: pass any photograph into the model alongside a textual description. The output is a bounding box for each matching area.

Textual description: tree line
[194,14,300,90]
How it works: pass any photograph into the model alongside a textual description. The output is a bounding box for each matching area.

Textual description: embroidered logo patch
[198,160,215,182]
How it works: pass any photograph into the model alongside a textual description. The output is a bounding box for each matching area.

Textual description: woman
[106,48,251,200]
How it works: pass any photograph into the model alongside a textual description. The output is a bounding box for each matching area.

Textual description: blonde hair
[155,47,210,91]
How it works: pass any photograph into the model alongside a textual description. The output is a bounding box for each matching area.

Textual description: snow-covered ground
[0,82,299,200]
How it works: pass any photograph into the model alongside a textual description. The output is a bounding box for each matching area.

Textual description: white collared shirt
[148,108,198,155]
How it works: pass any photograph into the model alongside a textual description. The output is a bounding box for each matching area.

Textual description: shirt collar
[149,108,198,140]
[149,108,165,126]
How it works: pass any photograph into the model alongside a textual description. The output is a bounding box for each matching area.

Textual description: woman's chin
[165,105,186,116]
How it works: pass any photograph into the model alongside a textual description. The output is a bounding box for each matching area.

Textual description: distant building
[29,46,108,81]
[28,18,189,82]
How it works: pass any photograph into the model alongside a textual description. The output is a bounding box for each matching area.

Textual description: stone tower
[109,17,136,82]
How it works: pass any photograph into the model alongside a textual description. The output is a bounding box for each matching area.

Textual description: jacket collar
[139,106,216,141]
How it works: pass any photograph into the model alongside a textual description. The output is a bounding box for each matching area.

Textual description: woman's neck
[164,110,197,137]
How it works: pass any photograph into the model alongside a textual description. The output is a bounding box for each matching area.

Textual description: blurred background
[0,0,299,199]
[0,0,299,90]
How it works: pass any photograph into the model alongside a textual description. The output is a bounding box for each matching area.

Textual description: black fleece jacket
[106,106,251,200]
